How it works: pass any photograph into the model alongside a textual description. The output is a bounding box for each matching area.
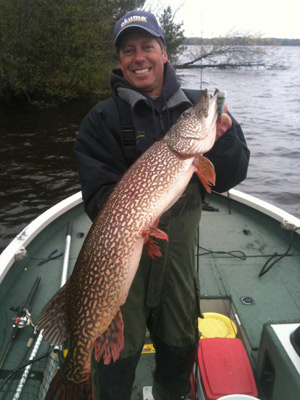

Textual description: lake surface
[1,46,300,252]
[177,46,300,217]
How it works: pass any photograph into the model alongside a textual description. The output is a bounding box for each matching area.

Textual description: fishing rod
[0,328,40,400]
[0,276,41,372]
[0,347,53,393]
[10,222,72,400]
[38,221,73,400]
[0,302,44,400]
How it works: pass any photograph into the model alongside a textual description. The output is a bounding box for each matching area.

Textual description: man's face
[119,33,168,98]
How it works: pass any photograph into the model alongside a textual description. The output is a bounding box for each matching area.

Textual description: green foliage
[159,6,185,64]
[0,0,145,104]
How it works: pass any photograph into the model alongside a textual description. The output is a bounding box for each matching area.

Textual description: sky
[145,0,300,39]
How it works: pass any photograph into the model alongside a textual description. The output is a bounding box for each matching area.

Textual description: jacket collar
[116,86,191,111]
[109,61,191,110]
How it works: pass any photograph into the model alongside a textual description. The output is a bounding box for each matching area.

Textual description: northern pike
[38,89,221,399]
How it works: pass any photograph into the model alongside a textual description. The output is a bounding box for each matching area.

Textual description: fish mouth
[193,89,219,116]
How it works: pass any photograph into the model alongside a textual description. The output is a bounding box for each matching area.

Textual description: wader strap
[113,96,136,167]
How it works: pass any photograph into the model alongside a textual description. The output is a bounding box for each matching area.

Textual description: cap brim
[114,25,162,47]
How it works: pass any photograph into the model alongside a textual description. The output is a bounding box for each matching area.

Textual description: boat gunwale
[1,189,299,285]
[0,192,82,284]
[222,188,300,231]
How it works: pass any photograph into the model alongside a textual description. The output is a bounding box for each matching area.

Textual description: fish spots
[42,123,208,386]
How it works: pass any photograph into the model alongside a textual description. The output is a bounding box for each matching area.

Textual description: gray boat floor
[199,194,300,355]
[0,192,299,399]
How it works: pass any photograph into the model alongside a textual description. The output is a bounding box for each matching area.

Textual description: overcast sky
[145,0,300,39]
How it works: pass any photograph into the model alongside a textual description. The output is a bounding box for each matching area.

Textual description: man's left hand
[216,105,232,141]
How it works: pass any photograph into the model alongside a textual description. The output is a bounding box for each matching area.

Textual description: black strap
[113,96,137,167]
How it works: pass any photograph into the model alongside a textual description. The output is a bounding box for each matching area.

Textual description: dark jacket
[75,62,250,221]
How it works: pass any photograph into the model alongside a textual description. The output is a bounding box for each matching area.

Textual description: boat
[0,189,299,400]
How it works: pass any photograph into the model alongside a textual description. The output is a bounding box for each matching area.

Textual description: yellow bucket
[198,312,237,338]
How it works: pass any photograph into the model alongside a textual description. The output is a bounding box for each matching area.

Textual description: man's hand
[216,105,232,141]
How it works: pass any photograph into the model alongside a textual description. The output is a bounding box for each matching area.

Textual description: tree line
[1,1,290,106]
[0,1,184,105]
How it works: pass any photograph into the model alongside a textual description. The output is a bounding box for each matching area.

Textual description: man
[75,10,250,400]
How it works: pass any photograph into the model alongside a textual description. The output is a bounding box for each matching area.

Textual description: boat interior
[0,191,299,399]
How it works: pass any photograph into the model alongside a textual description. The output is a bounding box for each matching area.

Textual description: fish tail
[45,369,93,400]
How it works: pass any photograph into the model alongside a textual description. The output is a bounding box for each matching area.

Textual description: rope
[258,226,300,277]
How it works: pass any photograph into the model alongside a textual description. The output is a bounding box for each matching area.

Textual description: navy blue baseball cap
[114,10,166,48]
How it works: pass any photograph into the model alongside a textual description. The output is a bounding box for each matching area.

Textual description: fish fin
[94,309,124,365]
[38,282,70,345]
[45,369,93,400]
[194,156,216,193]
[142,218,169,259]
[144,238,163,259]
[142,226,169,242]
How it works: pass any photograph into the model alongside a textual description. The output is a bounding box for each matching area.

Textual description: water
[1,46,300,252]
[177,46,300,217]
[0,102,89,251]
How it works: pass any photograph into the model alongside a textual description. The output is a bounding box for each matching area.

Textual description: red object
[198,338,258,400]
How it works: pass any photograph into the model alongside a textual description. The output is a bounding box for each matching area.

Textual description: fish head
[164,89,219,156]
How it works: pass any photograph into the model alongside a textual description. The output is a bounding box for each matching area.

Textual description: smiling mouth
[134,68,151,74]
